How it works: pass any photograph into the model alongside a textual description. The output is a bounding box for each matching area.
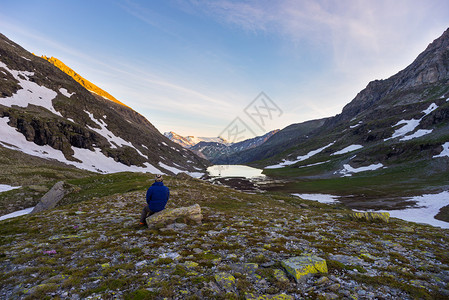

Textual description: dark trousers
[140,205,155,223]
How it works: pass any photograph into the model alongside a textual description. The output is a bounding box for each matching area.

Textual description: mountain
[190,129,280,163]
[40,56,129,108]
[164,131,227,148]
[211,119,327,164]
[0,33,209,176]
[255,28,449,197]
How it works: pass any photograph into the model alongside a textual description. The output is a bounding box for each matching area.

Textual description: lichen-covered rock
[245,293,294,300]
[281,255,328,282]
[146,204,202,227]
[214,272,236,293]
[349,212,390,223]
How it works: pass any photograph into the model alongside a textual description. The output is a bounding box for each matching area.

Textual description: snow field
[0,61,61,116]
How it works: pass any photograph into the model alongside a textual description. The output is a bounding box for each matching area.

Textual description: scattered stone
[315,276,330,286]
[193,248,203,254]
[245,292,293,299]
[322,292,339,299]
[261,261,276,268]
[214,272,236,293]
[327,283,341,292]
[349,211,390,223]
[281,255,328,282]
[184,261,199,268]
[329,254,367,267]
[273,269,289,283]
[164,222,188,231]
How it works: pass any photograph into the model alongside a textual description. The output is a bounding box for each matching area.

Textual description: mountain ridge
[40,56,130,108]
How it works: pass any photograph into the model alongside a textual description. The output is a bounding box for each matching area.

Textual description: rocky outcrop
[145,204,203,227]
[349,212,390,223]
[31,181,79,214]
[336,27,449,123]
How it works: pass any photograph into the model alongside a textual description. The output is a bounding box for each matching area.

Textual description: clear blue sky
[1,0,448,138]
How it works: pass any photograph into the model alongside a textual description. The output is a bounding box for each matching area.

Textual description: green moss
[124,289,157,300]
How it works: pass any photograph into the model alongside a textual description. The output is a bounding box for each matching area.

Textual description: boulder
[146,204,202,227]
[31,181,79,214]
[281,255,328,282]
[349,212,390,223]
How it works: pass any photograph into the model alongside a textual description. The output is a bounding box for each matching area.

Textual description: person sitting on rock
[140,174,170,226]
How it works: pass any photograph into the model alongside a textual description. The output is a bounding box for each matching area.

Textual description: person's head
[155,174,163,182]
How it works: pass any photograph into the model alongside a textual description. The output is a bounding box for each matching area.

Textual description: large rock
[146,204,202,227]
[349,212,390,223]
[31,181,79,214]
[281,255,328,282]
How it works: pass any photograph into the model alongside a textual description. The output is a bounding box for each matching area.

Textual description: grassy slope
[0,146,92,215]
[1,172,448,299]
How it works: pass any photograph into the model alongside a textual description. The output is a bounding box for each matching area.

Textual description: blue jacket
[146,181,169,212]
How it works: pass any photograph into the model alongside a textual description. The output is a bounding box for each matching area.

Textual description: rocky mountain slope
[190,129,280,163]
[1,172,448,299]
[244,28,449,197]
[164,131,227,149]
[0,33,208,176]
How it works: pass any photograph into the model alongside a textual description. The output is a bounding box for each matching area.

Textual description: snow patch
[85,111,143,156]
[296,160,330,169]
[339,163,383,176]
[350,121,362,129]
[265,142,335,169]
[373,191,449,229]
[158,162,184,174]
[422,103,438,115]
[331,145,363,156]
[434,142,449,158]
[0,184,21,193]
[59,88,74,98]
[0,61,61,116]
[400,129,433,141]
[292,193,340,204]
[0,207,34,221]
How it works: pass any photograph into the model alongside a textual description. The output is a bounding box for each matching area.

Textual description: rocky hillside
[190,129,280,163]
[215,119,328,165]
[1,172,448,299]
[245,28,449,197]
[0,33,208,176]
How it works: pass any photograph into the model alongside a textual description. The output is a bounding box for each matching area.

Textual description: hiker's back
[146,181,169,212]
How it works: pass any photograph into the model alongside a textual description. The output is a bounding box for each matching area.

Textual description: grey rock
[31,181,79,214]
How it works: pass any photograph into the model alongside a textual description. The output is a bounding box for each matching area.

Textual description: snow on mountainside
[0,33,209,176]
[164,131,228,148]
[189,129,280,163]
